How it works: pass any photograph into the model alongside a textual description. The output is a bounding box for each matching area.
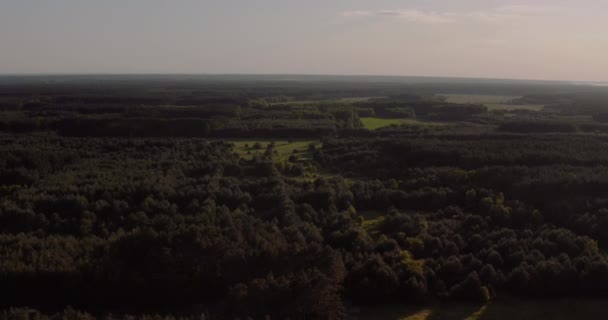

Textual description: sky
[1,0,607,81]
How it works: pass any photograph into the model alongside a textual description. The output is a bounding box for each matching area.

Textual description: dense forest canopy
[2,75,608,319]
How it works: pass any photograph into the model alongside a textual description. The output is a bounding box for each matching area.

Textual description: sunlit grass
[360,117,438,130]
[361,118,407,130]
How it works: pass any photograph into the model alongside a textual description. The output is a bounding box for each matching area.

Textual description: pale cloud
[495,4,572,15]
[339,4,574,24]
[340,11,372,17]
[376,9,454,24]
[341,9,454,24]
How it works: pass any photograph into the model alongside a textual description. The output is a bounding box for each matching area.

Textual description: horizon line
[0,72,602,84]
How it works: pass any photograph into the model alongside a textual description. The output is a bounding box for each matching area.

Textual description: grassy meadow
[360,118,443,130]
[361,118,408,130]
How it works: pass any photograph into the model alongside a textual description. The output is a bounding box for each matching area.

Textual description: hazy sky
[1,0,607,81]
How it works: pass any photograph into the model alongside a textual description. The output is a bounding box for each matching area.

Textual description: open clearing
[438,94,544,111]
[361,118,430,130]
[229,140,320,161]
[361,117,443,130]
[361,118,407,130]
[357,298,608,320]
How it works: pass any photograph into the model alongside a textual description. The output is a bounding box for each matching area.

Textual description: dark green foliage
[2,76,608,318]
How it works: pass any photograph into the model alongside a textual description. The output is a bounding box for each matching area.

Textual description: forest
[2,75,608,319]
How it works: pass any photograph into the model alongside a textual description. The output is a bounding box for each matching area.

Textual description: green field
[357,298,608,320]
[361,118,407,130]
[361,117,445,130]
[229,140,320,161]
[439,94,544,111]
